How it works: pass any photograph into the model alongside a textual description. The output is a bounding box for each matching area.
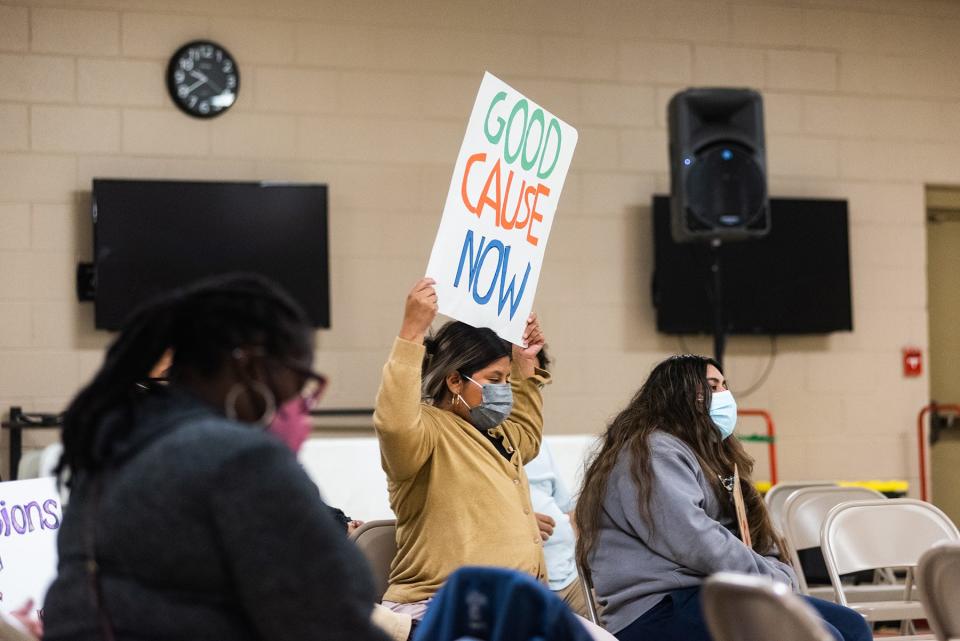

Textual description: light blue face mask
[709,390,737,440]
[458,376,513,430]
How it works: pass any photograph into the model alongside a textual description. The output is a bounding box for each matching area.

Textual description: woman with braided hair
[42,273,389,641]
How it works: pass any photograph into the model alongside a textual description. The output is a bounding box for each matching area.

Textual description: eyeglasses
[299,375,328,411]
[282,359,328,412]
[134,377,170,391]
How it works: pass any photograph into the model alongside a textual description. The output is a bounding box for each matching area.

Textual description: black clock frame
[166,40,240,119]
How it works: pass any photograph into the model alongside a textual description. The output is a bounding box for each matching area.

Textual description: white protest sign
[426,72,578,345]
[0,477,62,615]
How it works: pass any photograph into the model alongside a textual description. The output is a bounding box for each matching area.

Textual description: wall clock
[167,40,239,118]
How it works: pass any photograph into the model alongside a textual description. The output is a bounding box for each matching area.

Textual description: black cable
[673,334,777,398]
[733,335,777,398]
[676,335,711,356]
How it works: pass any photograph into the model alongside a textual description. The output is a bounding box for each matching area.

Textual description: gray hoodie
[589,431,797,633]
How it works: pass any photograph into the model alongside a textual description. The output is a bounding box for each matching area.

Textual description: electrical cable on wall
[735,335,777,399]
[676,335,777,399]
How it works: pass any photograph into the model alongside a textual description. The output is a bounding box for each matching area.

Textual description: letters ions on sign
[0,480,64,616]
[0,499,61,536]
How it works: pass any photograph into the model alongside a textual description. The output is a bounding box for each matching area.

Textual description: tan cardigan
[373,337,550,604]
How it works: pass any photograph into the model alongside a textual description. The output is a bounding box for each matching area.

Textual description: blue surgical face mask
[457,375,513,430]
[709,389,737,440]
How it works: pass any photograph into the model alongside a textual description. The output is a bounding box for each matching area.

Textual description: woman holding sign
[573,355,870,641]
[374,277,549,619]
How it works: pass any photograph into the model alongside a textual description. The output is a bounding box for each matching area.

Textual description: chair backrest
[765,482,836,531]
[703,572,835,641]
[15,450,42,481]
[821,499,960,605]
[780,486,884,592]
[575,557,602,626]
[16,443,65,482]
[918,543,960,641]
[783,486,885,551]
[349,519,397,602]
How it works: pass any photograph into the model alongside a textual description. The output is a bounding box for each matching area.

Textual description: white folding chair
[349,519,397,602]
[576,615,617,641]
[14,443,63,482]
[918,543,960,641]
[14,450,43,481]
[780,485,900,601]
[765,481,836,532]
[703,572,834,641]
[821,499,959,633]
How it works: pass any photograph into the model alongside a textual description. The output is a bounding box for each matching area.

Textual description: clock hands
[183,79,206,94]
[206,77,224,93]
[186,69,225,95]
[183,70,208,94]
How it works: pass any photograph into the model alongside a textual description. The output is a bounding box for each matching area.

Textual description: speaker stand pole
[710,238,725,370]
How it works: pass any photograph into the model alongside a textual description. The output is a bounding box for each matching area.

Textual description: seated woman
[43,274,388,641]
[374,278,548,619]
[574,355,871,641]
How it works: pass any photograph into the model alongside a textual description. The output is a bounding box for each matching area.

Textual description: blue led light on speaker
[683,157,692,166]
[721,149,733,160]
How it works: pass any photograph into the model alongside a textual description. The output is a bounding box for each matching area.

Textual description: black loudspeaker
[668,88,770,243]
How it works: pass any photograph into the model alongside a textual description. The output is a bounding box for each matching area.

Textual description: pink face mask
[268,395,313,453]
[267,377,325,454]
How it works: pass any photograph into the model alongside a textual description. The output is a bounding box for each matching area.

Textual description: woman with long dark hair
[43,274,388,641]
[575,355,870,641]
[374,278,548,619]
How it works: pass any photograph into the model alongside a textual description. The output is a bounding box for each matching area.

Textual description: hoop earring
[225,381,277,426]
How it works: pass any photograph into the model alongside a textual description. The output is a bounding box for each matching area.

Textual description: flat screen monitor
[92,179,330,330]
[652,195,852,335]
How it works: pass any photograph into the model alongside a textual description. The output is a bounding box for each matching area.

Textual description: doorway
[926,185,960,524]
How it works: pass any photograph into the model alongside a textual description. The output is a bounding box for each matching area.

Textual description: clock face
[167,40,239,118]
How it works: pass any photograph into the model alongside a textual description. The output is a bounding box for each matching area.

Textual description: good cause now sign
[426,72,578,345]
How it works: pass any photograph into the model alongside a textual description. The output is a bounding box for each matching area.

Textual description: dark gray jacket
[43,388,388,641]
[589,431,797,634]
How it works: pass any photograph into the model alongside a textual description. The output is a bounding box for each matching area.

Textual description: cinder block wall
[1,0,955,492]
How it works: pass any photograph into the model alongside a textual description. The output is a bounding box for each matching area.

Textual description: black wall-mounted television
[92,179,330,330]
[652,195,853,335]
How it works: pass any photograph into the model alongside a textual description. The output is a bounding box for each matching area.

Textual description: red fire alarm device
[903,348,922,377]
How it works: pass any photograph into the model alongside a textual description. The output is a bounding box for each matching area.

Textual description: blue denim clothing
[614,586,872,641]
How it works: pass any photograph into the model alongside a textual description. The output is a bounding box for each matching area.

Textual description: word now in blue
[453,229,531,321]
